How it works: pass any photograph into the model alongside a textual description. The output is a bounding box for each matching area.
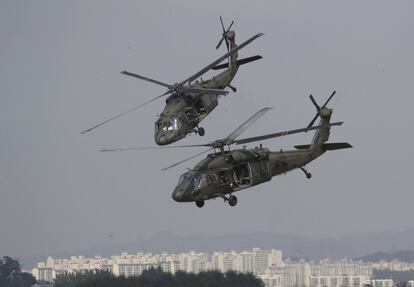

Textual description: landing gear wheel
[228,195,238,207]
[198,127,205,136]
[300,167,312,179]
[195,200,205,208]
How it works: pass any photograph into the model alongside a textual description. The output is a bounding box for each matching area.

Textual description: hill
[357,251,414,262]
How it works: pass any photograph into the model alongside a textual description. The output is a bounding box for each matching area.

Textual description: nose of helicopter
[155,133,174,146]
[172,187,185,202]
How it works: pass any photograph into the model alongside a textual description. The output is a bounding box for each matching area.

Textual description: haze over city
[1,0,413,264]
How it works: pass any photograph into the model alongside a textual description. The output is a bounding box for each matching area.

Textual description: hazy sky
[1,0,413,259]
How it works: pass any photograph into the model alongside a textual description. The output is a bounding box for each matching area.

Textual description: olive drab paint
[82,19,264,146]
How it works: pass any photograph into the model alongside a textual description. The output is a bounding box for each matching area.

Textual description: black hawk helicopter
[82,18,264,145]
[102,92,352,207]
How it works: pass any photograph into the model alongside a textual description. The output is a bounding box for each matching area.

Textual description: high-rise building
[32,266,54,283]
[235,251,254,273]
[371,279,393,287]
[268,249,283,268]
[310,275,370,287]
[253,247,270,274]
[212,251,237,272]
[279,261,311,287]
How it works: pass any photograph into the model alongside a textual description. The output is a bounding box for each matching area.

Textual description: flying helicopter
[102,91,352,208]
[82,18,264,145]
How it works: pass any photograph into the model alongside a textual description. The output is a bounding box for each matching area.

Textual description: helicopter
[82,18,264,145]
[102,91,352,208]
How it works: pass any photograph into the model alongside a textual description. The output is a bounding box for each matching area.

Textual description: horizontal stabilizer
[322,142,353,150]
[211,55,263,70]
[295,142,353,150]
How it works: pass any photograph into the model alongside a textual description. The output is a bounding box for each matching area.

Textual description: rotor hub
[319,107,332,118]
[171,83,184,92]
[225,30,235,40]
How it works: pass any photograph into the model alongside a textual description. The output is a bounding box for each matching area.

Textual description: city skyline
[18,227,414,269]
[31,247,414,287]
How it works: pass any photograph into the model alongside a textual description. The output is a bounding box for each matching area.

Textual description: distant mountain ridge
[21,228,414,268]
[357,251,414,263]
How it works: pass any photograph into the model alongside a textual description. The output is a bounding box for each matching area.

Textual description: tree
[54,268,265,287]
[11,272,36,287]
[0,256,35,287]
[0,256,21,276]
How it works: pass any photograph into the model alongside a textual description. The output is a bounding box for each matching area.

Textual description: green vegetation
[0,256,36,287]
[55,268,264,287]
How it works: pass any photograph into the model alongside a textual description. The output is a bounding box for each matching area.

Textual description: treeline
[55,268,265,287]
[0,256,36,287]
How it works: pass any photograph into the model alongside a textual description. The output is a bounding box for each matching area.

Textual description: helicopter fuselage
[172,147,324,202]
[154,66,239,145]
[81,27,265,145]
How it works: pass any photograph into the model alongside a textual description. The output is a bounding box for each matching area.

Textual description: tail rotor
[216,16,234,51]
[307,91,336,128]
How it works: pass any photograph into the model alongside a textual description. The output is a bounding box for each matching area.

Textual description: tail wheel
[198,127,205,136]
[195,200,205,208]
[228,195,237,207]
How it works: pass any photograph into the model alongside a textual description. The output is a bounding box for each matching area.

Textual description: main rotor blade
[100,143,209,152]
[121,71,172,88]
[225,107,273,142]
[185,87,229,96]
[322,90,336,108]
[181,33,264,85]
[235,122,343,145]
[81,91,170,134]
[161,148,213,171]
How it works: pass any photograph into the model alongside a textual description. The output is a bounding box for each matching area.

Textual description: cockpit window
[178,173,205,189]
[155,118,181,134]
[167,118,181,131]
[178,173,191,185]
[155,120,161,134]
[192,174,202,188]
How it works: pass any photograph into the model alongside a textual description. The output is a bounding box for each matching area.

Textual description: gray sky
[1,0,413,258]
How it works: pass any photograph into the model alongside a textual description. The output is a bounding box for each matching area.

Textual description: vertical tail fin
[227,31,238,70]
[310,108,333,150]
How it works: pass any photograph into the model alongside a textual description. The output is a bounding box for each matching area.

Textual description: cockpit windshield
[155,120,161,134]
[178,173,192,185]
[168,118,181,131]
[177,172,203,189]
[192,174,202,188]
[155,118,181,134]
